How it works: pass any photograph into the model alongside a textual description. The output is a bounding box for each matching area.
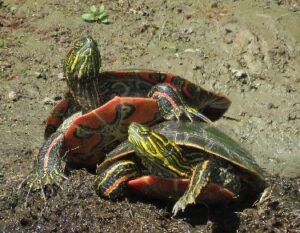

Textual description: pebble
[176,8,182,13]
[35,71,46,79]
[231,69,248,84]
[43,97,55,105]
[267,103,279,109]
[232,69,247,78]
[267,103,275,109]
[57,72,65,81]
[193,65,202,70]
[224,37,233,44]
[225,28,232,34]
[53,95,62,101]
[8,91,18,101]
[288,110,300,121]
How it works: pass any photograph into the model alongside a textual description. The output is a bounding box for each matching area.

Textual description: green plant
[81,5,110,24]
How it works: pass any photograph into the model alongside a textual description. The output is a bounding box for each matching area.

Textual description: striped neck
[70,78,102,113]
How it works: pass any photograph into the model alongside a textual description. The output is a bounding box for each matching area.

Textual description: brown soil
[1,0,300,232]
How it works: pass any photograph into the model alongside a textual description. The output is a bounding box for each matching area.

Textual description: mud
[0,0,300,232]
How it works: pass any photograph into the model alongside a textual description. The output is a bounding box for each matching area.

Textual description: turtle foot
[182,106,213,123]
[19,168,67,203]
[172,194,196,216]
[19,132,68,203]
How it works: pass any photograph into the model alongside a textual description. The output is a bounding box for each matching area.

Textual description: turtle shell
[98,70,231,121]
[102,121,266,188]
[45,70,231,138]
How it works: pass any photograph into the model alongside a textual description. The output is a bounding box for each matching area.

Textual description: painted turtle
[21,36,230,193]
[95,121,266,215]
[45,36,231,139]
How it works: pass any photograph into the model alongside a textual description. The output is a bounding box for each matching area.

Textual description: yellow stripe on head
[70,53,79,72]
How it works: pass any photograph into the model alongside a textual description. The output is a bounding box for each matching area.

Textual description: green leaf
[98,18,110,24]
[82,4,110,24]
[97,12,107,19]
[81,13,96,21]
[99,4,105,13]
[90,5,97,13]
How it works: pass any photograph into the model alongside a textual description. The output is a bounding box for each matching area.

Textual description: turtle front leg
[148,84,212,123]
[20,133,67,199]
[172,159,241,215]
[172,160,214,215]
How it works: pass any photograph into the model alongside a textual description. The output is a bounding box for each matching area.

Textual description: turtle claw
[171,105,213,124]
[19,132,68,202]
[172,194,196,216]
[181,106,213,124]
[19,168,67,203]
[172,200,186,216]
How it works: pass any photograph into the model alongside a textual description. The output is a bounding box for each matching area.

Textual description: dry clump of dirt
[0,171,299,233]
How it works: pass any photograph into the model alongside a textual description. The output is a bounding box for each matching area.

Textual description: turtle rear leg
[95,159,140,200]
[20,133,67,199]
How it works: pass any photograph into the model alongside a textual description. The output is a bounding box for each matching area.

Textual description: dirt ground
[1,0,300,232]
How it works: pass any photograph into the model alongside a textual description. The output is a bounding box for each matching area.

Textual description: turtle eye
[139,128,150,135]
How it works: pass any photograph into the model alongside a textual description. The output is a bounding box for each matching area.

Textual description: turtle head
[128,123,185,177]
[128,122,152,148]
[63,36,101,88]
[128,122,179,157]
[149,83,212,123]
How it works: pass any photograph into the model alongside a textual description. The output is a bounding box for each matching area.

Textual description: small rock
[225,28,232,34]
[193,65,202,70]
[186,28,194,35]
[43,97,55,105]
[53,95,62,101]
[267,103,279,109]
[57,72,65,81]
[35,71,46,79]
[224,37,233,44]
[8,91,19,101]
[185,14,192,20]
[232,69,247,78]
[193,62,204,71]
[288,109,300,121]
[267,103,274,109]
[176,8,182,13]
[286,85,296,93]
[231,69,248,83]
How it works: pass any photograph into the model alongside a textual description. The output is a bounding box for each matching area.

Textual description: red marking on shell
[182,82,192,98]
[63,96,159,166]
